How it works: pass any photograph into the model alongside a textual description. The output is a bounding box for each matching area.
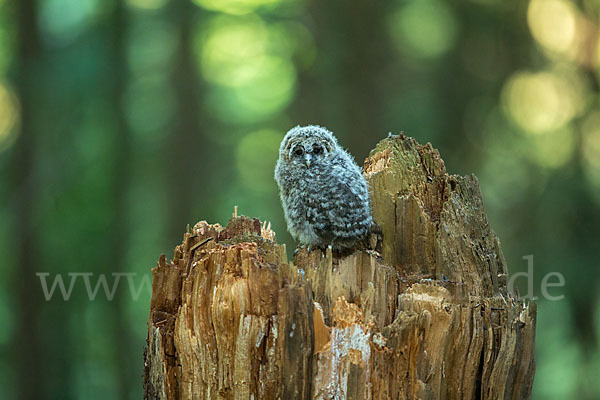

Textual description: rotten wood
[144,134,536,399]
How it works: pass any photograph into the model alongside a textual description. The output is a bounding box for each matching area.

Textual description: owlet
[274,125,372,251]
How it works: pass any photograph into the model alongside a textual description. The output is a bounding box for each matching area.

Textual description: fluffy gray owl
[274,125,372,251]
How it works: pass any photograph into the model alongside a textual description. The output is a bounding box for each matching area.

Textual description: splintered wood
[144,135,536,400]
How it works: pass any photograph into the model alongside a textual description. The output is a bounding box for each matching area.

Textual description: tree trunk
[14,0,44,398]
[144,134,536,399]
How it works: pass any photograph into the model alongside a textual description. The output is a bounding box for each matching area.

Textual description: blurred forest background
[1,0,599,398]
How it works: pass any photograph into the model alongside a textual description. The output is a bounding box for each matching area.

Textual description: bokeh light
[126,0,170,11]
[203,60,295,124]
[0,82,19,152]
[193,0,285,16]
[39,0,105,45]
[268,22,316,70]
[199,15,270,87]
[528,0,577,55]
[226,56,295,114]
[235,129,282,192]
[479,109,536,211]
[582,111,600,203]
[526,125,576,169]
[4,0,600,398]
[199,15,297,124]
[388,0,458,59]
[502,70,585,134]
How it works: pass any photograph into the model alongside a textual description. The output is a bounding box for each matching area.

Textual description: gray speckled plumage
[274,125,372,250]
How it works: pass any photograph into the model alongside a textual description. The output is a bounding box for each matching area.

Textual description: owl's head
[279,125,338,169]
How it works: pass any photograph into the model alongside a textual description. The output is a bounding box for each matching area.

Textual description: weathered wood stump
[144,135,536,399]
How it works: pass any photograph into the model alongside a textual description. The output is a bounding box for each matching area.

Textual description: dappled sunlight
[199,15,270,87]
[479,109,536,210]
[236,129,282,193]
[126,0,170,11]
[466,0,501,5]
[502,69,585,135]
[230,56,296,113]
[387,0,458,59]
[193,0,286,16]
[582,111,600,203]
[4,0,600,397]
[527,125,576,169]
[528,0,577,54]
[529,0,600,69]
[479,147,532,210]
[0,82,18,152]
[501,68,583,169]
[204,56,295,124]
[39,0,104,45]
[199,15,297,124]
[268,22,316,70]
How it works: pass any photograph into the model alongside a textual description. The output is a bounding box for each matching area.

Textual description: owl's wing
[314,175,370,242]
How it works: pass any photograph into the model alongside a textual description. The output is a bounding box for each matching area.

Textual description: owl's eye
[294,146,304,156]
[313,144,323,155]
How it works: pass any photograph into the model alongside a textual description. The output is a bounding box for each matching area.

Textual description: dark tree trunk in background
[14,0,42,399]
[294,0,392,160]
[109,1,134,398]
[167,0,205,243]
[144,135,536,399]
[568,70,600,353]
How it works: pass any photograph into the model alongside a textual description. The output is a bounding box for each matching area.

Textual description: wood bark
[144,134,536,399]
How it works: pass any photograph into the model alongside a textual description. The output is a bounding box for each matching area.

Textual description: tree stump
[143,134,536,399]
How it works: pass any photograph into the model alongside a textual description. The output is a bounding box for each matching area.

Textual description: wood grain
[144,134,536,399]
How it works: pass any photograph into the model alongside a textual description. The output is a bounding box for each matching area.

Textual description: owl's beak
[305,154,312,168]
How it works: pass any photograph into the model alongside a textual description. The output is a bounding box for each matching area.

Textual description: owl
[274,125,372,251]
